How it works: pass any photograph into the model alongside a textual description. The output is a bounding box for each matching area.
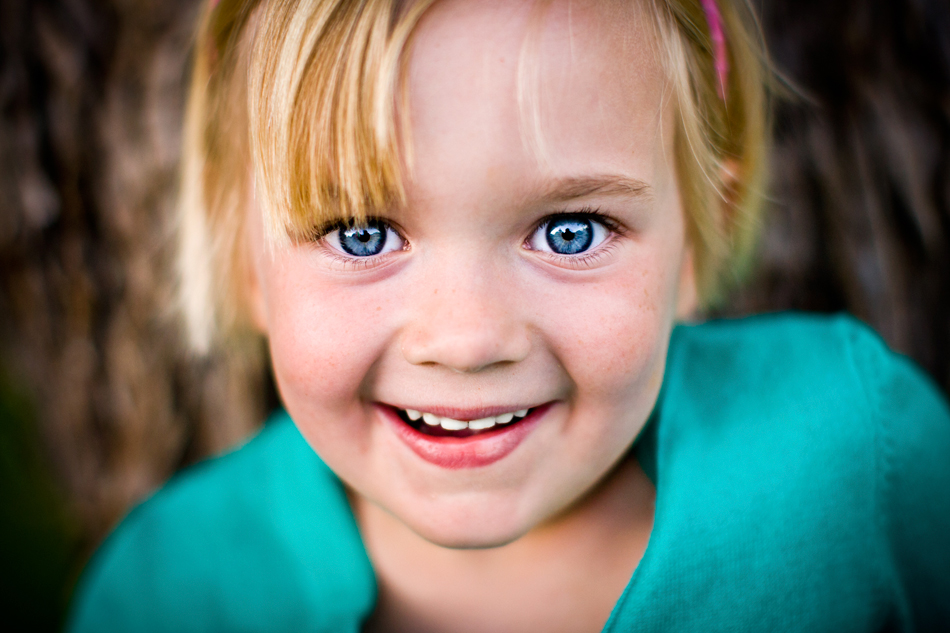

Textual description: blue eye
[340,224,385,256]
[546,218,593,254]
[324,220,405,257]
[529,215,609,255]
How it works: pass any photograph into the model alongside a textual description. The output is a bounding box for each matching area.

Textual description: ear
[720,158,741,220]
[677,159,739,320]
[246,256,268,333]
[244,196,269,334]
[675,246,698,320]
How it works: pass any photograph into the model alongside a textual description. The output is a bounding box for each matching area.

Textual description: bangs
[249,0,436,244]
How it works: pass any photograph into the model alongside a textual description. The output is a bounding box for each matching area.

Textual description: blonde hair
[178,0,769,352]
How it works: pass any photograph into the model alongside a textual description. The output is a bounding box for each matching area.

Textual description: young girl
[67,0,950,631]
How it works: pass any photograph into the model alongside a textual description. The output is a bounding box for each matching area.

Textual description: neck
[353,455,655,633]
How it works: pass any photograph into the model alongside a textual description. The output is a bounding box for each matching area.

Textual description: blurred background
[1,0,949,630]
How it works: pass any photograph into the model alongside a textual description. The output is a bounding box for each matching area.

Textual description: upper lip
[381,403,542,421]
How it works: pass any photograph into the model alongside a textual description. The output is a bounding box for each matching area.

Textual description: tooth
[497,413,514,424]
[440,417,468,431]
[468,417,496,430]
[422,412,441,426]
[514,409,528,418]
[406,409,422,421]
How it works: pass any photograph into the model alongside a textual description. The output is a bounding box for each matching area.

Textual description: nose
[400,259,531,373]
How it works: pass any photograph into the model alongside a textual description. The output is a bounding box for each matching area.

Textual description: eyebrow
[535,175,654,203]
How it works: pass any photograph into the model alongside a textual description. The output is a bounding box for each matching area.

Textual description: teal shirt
[68,314,950,632]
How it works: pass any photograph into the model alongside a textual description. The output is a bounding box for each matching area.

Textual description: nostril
[400,328,530,372]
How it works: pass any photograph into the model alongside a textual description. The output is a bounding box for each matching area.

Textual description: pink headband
[700,0,729,101]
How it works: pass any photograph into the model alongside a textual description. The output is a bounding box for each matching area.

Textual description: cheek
[262,256,395,416]
[533,244,680,405]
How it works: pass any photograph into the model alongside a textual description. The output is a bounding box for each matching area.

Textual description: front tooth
[468,417,496,430]
[514,409,529,418]
[406,409,422,421]
[497,412,514,424]
[422,412,441,426]
[440,417,468,431]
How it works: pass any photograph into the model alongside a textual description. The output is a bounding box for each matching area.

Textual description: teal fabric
[67,314,950,632]
[67,413,376,633]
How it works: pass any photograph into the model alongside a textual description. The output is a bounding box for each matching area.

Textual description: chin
[390,495,539,550]
[411,519,529,550]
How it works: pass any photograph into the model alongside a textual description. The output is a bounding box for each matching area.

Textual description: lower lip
[380,404,552,469]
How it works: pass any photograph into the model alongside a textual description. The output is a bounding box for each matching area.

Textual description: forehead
[406,0,673,207]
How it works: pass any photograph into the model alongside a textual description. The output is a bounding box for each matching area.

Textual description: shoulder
[663,313,891,454]
[665,312,950,473]
[661,312,950,627]
[670,311,885,389]
[667,312,947,434]
[67,411,375,633]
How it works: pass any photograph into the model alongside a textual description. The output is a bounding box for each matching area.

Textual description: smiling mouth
[393,406,534,438]
[382,403,552,468]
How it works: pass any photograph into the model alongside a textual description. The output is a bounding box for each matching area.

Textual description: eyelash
[320,249,395,272]
[536,207,623,237]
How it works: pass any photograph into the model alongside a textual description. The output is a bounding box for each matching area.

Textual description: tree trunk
[0,0,270,550]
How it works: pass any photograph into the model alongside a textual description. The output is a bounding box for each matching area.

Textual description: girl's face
[249,0,693,547]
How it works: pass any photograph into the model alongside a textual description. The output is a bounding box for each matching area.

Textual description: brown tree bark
[0,0,270,549]
[725,0,950,390]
